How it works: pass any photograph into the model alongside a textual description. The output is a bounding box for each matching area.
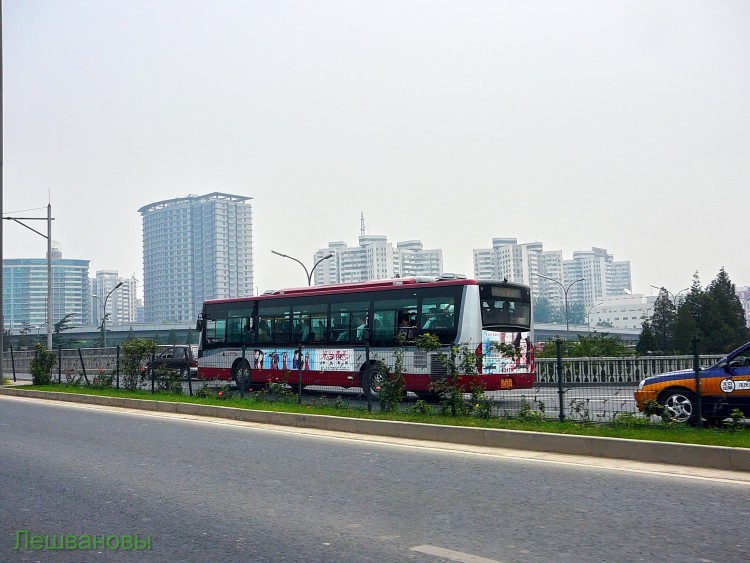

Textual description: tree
[672,272,705,353]
[533,297,556,323]
[167,329,178,344]
[18,322,34,350]
[650,289,676,353]
[184,329,197,345]
[636,320,657,355]
[535,333,629,358]
[121,338,158,391]
[703,268,749,353]
[52,313,78,349]
[96,313,111,348]
[567,301,586,325]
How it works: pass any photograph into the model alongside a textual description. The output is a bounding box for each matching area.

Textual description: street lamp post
[101,282,124,348]
[536,273,585,337]
[650,285,690,307]
[91,293,103,326]
[587,301,604,334]
[271,250,334,286]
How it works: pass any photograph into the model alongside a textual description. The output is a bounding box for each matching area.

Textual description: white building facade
[139,192,254,323]
[474,239,632,309]
[90,271,138,327]
[314,237,443,285]
[589,294,656,331]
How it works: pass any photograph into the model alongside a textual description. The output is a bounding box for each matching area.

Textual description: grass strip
[20,384,750,449]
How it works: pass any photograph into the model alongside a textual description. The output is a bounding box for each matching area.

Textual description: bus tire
[362,361,386,400]
[232,360,252,393]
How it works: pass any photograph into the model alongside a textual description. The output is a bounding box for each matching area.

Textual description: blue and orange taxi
[634,341,750,424]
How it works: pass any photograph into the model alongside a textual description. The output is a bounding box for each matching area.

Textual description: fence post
[450,346,457,417]
[365,343,372,412]
[556,338,565,422]
[77,348,89,385]
[58,348,62,384]
[116,345,120,390]
[239,346,246,399]
[10,346,17,382]
[297,345,303,405]
[187,351,193,396]
[693,335,702,428]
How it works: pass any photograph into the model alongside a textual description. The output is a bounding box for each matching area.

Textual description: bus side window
[257,319,272,343]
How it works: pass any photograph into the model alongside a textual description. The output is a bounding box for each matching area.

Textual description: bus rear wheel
[232,360,252,393]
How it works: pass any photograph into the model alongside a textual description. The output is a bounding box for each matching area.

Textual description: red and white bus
[195,275,535,398]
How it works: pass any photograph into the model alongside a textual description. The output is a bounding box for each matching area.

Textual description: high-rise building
[3,256,90,330]
[473,239,632,309]
[90,271,138,327]
[139,192,254,323]
[314,236,443,285]
[394,241,443,278]
[473,238,545,294]
[563,247,632,308]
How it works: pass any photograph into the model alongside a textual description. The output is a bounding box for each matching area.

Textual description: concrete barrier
[2,387,749,472]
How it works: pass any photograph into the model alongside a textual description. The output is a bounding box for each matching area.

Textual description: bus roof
[204,276,530,306]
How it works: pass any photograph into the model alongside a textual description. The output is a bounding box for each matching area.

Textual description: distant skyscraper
[139,192,254,323]
[90,271,138,327]
[3,255,90,329]
[473,238,544,292]
[474,239,632,308]
[314,235,443,285]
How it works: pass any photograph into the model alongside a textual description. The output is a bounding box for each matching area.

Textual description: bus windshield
[479,282,531,330]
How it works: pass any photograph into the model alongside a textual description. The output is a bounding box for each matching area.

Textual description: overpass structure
[6,321,641,347]
[533,323,640,344]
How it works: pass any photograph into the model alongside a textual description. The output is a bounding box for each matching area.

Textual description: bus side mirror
[196,317,203,332]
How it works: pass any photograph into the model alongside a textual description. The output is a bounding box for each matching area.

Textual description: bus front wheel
[232,360,252,393]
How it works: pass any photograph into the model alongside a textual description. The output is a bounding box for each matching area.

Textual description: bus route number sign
[500,378,513,390]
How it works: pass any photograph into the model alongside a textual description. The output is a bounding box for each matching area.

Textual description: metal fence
[4,345,722,423]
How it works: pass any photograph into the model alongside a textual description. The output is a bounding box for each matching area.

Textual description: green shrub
[121,338,158,391]
[30,344,56,385]
[90,368,114,389]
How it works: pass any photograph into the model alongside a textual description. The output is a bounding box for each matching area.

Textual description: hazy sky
[5,0,749,299]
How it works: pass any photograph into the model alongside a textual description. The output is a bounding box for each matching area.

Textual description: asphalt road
[2,397,750,562]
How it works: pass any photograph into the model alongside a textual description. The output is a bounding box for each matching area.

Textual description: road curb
[3,387,749,472]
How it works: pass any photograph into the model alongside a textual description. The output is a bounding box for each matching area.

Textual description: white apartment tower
[90,271,138,327]
[139,192,254,323]
[474,239,632,309]
[473,238,544,294]
[563,247,632,307]
[395,241,443,278]
[314,236,442,285]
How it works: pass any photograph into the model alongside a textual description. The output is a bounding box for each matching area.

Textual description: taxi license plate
[500,378,513,390]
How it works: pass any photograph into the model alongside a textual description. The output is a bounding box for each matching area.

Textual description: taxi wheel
[660,389,698,425]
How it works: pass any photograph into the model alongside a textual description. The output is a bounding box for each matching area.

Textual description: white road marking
[410,544,503,563]
[3,394,750,485]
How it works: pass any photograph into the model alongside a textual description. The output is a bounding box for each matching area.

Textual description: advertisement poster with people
[481,330,531,374]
